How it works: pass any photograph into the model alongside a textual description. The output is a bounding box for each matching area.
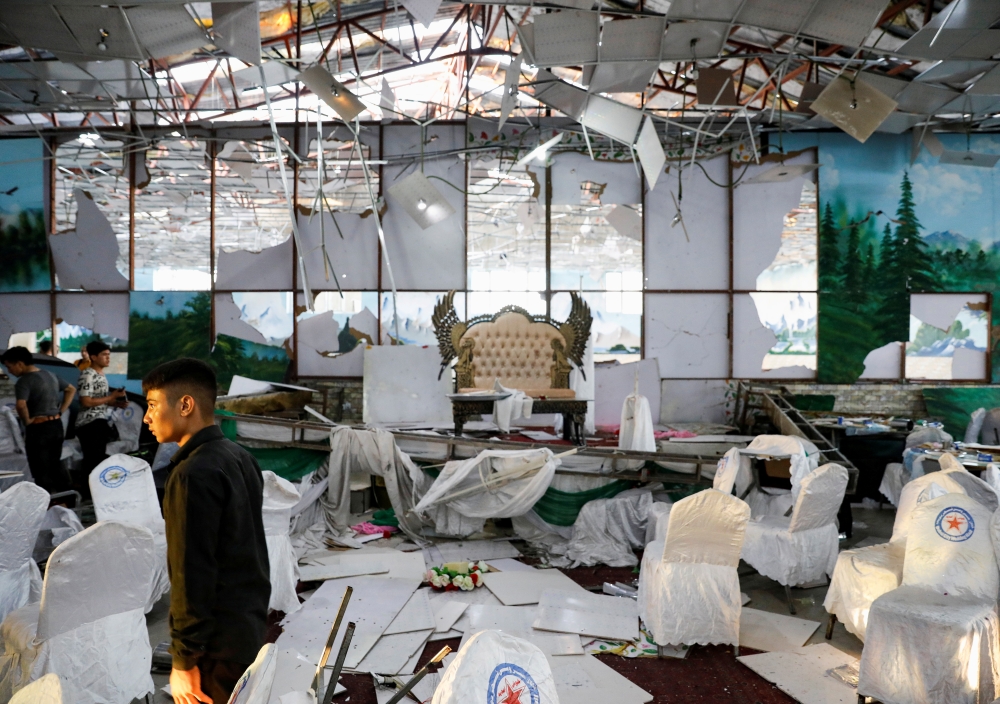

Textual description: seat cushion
[459,387,576,399]
[823,542,904,641]
[859,586,1000,704]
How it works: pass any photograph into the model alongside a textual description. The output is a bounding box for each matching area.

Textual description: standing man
[142,358,270,704]
[0,346,75,493]
[75,340,126,475]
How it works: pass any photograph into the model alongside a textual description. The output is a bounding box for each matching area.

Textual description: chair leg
[825,613,837,640]
[784,584,796,615]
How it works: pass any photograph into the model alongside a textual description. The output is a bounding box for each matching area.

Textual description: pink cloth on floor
[654,429,697,439]
[351,522,399,535]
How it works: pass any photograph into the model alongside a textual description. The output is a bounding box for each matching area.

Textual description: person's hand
[112,388,127,399]
[170,666,211,704]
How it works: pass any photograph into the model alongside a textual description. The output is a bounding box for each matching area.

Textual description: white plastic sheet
[741,464,848,586]
[564,489,651,567]
[0,408,25,455]
[0,521,156,703]
[619,393,655,453]
[414,449,559,538]
[858,494,1000,704]
[263,472,302,615]
[645,501,673,545]
[431,630,559,704]
[0,483,49,623]
[88,455,169,611]
[906,425,953,448]
[492,381,534,433]
[230,643,278,704]
[638,489,749,647]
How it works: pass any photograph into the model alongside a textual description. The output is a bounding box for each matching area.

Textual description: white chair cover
[638,489,750,647]
[858,494,1000,704]
[740,463,848,587]
[9,672,75,704]
[89,454,169,612]
[712,447,745,496]
[431,630,559,704]
[105,402,144,456]
[0,521,156,703]
[985,464,1000,497]
[262,471,302,614]
[228,644,277,704]
[879,462,906,507]
[644,501,673,545]
[0,483,49,624]
[740,435,821,518]
[0,408,25,455]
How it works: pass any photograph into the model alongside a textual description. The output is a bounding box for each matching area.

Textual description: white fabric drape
[262,472,302,614]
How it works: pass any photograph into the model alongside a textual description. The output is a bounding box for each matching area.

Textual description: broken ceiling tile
[696,68,739,108]
[387,171,456,230]
[811,74,897,143]
[498,55,522,131]
[516,23,536,65]
[55,293,129,341]
[799,0,886,48]
[531,71,589,120]
[212,2,262,66]
[635,117,666,190]
[381,78,396,121]
[606,205,642,242]
[401,0,443,29]
[550,152,640,205]
[939,150,1000,167]
[581,94,643,144]
[599,17,665,61]
[860,341,903,379]
[298,65,367,123]
[125,5,209,61]
[875,113,924,135]
[660,21,729,60]
[214,292,268,345]
[0,293,50,344]
[216,237,293,291]
[50,189,129,291]
[532,11,600,67]
[666,0,742,21]
[587,61,658,94]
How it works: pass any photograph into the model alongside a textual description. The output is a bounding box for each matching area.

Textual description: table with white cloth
[450,397,589,444]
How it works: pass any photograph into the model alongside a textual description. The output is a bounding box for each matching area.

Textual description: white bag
[432,630,559,704]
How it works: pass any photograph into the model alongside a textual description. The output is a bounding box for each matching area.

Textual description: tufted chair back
[460,312,575,397]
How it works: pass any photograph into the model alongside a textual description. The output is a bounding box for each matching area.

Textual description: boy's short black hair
[0,346,32,366]
[86,340,111,357]
[142,358,218,414]
[38,341,52,354]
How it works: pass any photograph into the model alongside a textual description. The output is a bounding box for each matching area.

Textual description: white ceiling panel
[800,0,886,48]
[666,0,743,21]
[661,21,729,60]
[599,17,664,62]
[532,11,599,67]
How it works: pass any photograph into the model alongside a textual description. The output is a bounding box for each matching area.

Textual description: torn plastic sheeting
[55,292,129,342]
[413,448,560,529]
[263,471,303,615]
[49,189,128,291]
[431,630,559,704]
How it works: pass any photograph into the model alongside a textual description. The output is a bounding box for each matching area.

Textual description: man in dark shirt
[1,346,75,493]
[142,358,270,704]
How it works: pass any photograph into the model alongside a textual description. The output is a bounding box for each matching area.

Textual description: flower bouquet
[426,561,490,591]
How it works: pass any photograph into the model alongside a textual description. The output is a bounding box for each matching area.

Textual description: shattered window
[297,131,378,216]
[54,133,129,281]
[906,298,989,381]
[750,292,818,372]
[380,292,464,346]
[552,290,640,363]
[133,138,212,290]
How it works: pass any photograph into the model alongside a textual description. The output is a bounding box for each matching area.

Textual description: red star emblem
[946,515,965,532]
[498,679,525,704]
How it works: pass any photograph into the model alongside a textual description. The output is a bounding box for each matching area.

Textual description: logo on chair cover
[935,506,975,542]
[99,465,129,488]
[487,663,539,704]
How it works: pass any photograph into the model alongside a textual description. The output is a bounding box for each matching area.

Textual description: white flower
[475,561,490,573]
[430,573,451,589]
[453,575,475,591]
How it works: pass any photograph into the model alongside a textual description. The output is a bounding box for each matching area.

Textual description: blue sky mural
[0,138,48,291]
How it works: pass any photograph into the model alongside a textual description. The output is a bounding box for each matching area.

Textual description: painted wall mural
[787,132,999,383]
[0,139,48,292]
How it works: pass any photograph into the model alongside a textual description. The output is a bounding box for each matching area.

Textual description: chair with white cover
[879,425,954,506]
[9,673,75,704]
[857,493,1000,704]
[638,489,750,648]
[262,471,302,614]
[645,500,673,545]
[0,521,156,703]
[89,454,169,612]
[718,436,820,518]
[0,483,48,624]
[740,463,848,614]
[431,630,559,704]
[824,467,974,642]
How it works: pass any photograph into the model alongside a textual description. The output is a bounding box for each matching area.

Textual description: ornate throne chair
[432,291,593,398]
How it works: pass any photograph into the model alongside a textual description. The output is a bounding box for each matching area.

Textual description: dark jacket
[163,424,271,670]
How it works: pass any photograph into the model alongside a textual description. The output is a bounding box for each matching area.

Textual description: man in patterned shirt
[75,340,127,479]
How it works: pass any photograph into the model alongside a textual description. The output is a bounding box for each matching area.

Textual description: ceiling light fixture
[416,198,428,211]
[97,28,109,52]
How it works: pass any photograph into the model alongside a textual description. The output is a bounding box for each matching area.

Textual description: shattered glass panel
[380,291,465,346]
[54,133,129,281]
[756,180,817,291]
[214,137,294,258]
[231,291,294,344]
[133,138,212,290]
[296,130,378,215]
[312,291,379,338]
[906,303,989,380]
[552,290,641,363]
[749,292,818,372]
[549,199,642,290]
